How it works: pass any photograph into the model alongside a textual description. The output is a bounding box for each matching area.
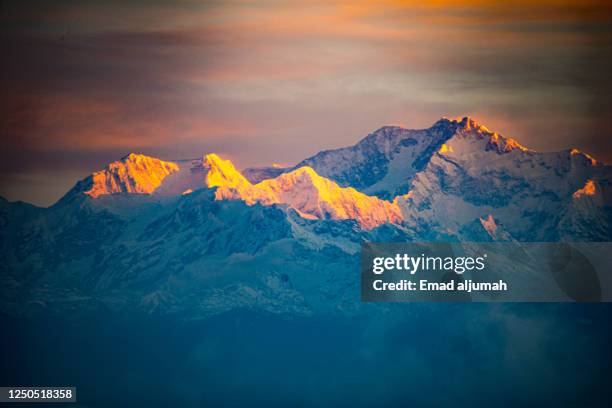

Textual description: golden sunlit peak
[455,116,496,134]
[573,179,597,199]
[202,159,404,229]
[479,214,497,237]
[438,116,487,132]
[202,153,238,174]
[85,154,179,198]
[440,116,491,133]
[453,116,474,122]
[488,132,529,153]
[202,153,250,190]
[456,116,478,129]
[505,138,529,152]
[570,149,597,165]
[252,166,404,229]
[448,117,530,153]
[438,143,454,154]
[202,152,224,165]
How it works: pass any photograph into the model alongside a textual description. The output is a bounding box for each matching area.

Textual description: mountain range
[1,117,611,317]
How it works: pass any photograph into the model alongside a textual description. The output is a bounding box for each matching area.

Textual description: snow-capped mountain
[65,152,404,229]
[66,154,211,200]
[81,153,180,198]
[291,118,465,199]
[204,154,402,229]
[394,118,611,241]
[558,179,612,241]
[1,116,611,318]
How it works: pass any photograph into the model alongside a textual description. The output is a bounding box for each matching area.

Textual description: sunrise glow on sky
[1,0,611,205]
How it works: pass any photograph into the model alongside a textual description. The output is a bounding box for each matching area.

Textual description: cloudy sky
[1,0,611,205]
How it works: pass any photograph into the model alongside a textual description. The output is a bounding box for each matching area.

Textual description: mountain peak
[254,166,403,228]
[201,156,403,228]
[487,132,529,153]
[202,152,224,165]
[434,117,530,154]
[456,116,481,130]
[202,153,255,201]
[435,116,493,134]
[570,148,598,165]
[84,154,179,198]
[203,153,245,186]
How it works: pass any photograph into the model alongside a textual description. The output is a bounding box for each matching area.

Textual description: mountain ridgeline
[1,117,611,317]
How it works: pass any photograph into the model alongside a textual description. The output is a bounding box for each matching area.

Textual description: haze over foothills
[1,0,611,206]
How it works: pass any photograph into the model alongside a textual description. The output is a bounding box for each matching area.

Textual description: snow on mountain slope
[202,154,280,206]
[57,152,403,229]
[152,158,209,196]
[203,154,403,229]
[292,119,465,199]
[395,118,612,241]
[83,153,180,197]
[50,117,612,241]
[65,154,216,202]
[558,179,612,241]
[256,167,404,228]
